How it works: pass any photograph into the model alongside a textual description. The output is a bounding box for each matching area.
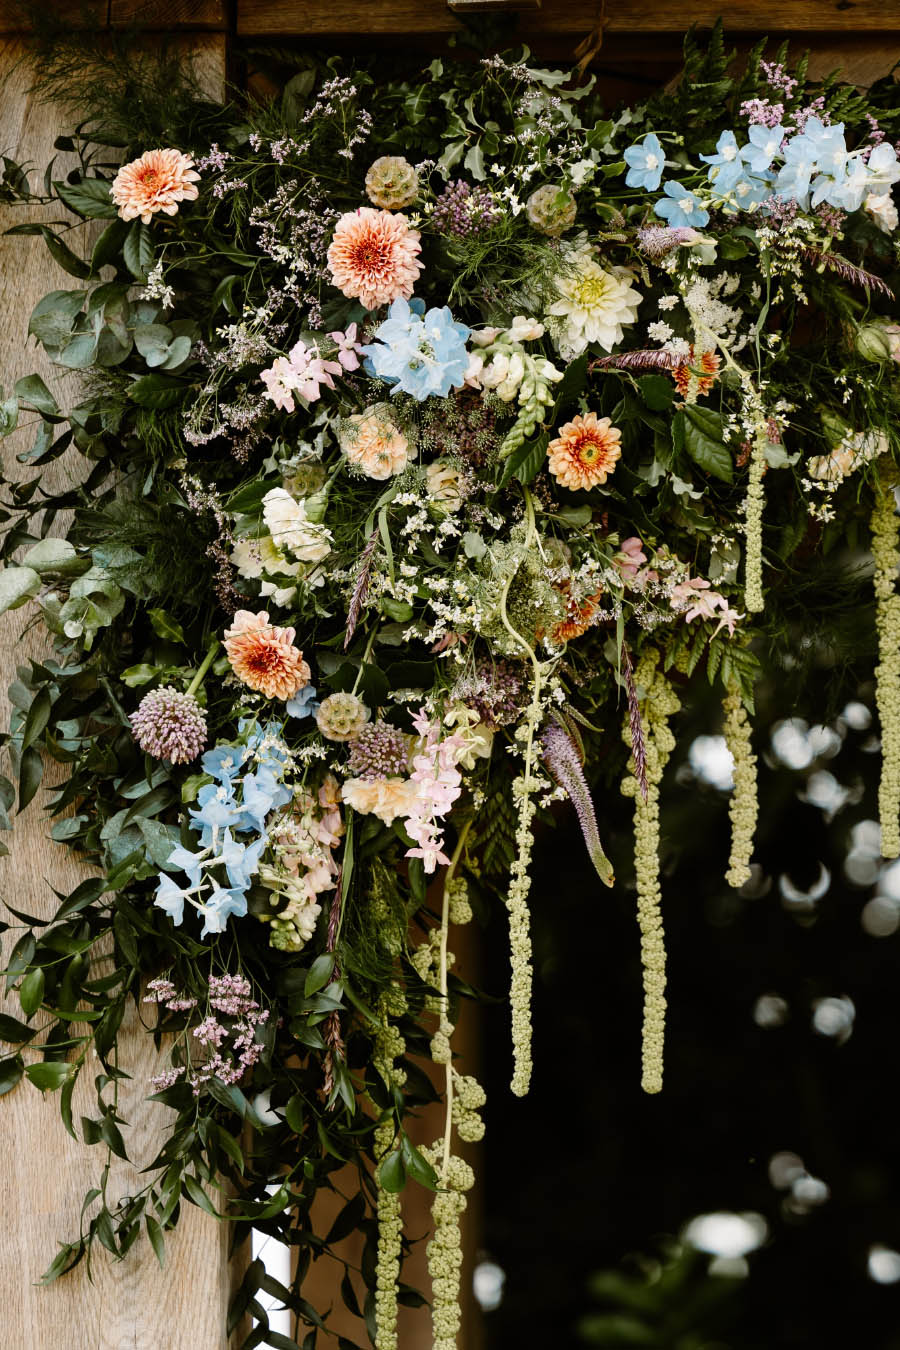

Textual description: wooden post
[0,34,244,1349]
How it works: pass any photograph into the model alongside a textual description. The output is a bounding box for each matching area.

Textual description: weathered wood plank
[237,0,900,36]
[0,0,226,34]
[0,36,243,1349]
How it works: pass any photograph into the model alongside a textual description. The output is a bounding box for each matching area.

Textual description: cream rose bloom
[262,488,333,562]
[340,777,419,824]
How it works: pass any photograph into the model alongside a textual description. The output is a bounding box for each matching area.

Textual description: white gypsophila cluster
[140,259,175,308]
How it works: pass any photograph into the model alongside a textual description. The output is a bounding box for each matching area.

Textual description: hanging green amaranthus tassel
[872,472,900,858]
[372,990,407,1350]
[722,680,758,887]
[621,651,681,1094]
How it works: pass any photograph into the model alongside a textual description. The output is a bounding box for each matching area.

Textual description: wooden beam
[0,0,227,34]
[237,0,900,36]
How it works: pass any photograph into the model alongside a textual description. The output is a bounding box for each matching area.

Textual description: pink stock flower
[403,711,467,873]
[614,536,648,583]
[329,323,363,371]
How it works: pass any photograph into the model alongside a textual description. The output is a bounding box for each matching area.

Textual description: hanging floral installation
[1,22,900,1347]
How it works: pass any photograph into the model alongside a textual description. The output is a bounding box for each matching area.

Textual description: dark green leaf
[129,374,186,410]
[54,176,115,219]
[22,687,52,751]
[681,406,732,483]
[90,218,131,273]
[0,1053,24,1096]
[123,220,155,280]
[0,1013,38,1044]
[18,965,45,1016]
[14,373,59,416]
[400,1134,438,1190]
[18,746,43,810]
[145,1214,166,1267]
[305,953,335,997]
[25,1060,71,1092]
[378,1148,405,1193]
[638,374,675,411]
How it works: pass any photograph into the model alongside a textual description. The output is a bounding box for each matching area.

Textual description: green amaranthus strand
[372,991,407,1350]
[722,680,758,888]
[872,473,900,859]
[621,652,681,1094]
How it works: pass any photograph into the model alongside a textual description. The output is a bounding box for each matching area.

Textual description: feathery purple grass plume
[622,643,648,802]
[800,248,895,300]
[344,528,380,649]
[590,348,681,372]
[540,718,614,886]
[130,686,207,763]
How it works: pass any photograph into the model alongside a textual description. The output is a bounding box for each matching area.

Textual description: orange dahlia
[326,207,422,309]
[672,347,720,399]
[110,148,200,224]
[552,584,605,643]
[547,412,622,491]
[223,610,311,701]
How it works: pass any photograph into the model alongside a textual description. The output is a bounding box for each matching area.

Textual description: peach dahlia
[110,148,200,224]
[326,207,422,309]
[223,610,311,701]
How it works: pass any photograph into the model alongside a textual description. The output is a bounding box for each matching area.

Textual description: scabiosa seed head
[345,720,410,778]
[316,692,370,742]
[131,686,208,764]
[365,155,419,209]
[526,184,577,237]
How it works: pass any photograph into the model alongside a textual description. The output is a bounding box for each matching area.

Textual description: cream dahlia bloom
[341,776,419,825]
[339,404,412,479]
[262,488,333,563]
[546,237,641,357]
[223,610,311,700]
[326,207,422,309]
[547,412,622,490]
[111,149,200,224]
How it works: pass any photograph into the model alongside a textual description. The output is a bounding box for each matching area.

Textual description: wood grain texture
[0,36,242,1350]
[237,0,900,36]
[0,0,225,33]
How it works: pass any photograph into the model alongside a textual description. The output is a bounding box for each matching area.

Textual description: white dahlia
[545,237,641,358]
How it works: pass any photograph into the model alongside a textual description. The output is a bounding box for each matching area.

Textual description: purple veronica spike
[622,643,649,802]
[344,528,379,650]
[541,720,614,886]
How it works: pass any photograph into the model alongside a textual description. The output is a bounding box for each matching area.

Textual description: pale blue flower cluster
[625,118,900,227]
[154,721,292,938]
[362,298,471,400]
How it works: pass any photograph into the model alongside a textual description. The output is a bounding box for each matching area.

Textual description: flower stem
[186,641,219,698]
[439,818,472,1186]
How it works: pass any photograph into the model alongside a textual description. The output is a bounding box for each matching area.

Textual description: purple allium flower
[346,720,409,779]
[432,179,501,238]
[541,719,614,886]
[636,225,701,259]
[131,686,208,764]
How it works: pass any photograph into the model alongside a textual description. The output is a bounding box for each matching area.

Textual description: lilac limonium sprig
[130,641,220,764]
[540,717,614,887]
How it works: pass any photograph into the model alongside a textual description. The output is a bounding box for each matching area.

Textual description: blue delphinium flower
[742,123,786,174]
[219,829,267,890]
[623,133,665,191]
[362,297,471,401]
[285,683,320,719]
[240,766,291,833]
[201,744,248,783]
[716,170,774,215]
[700,130,744,193]
[198,885,248,938]
[189,781,246,846]
[155,874,193,927]
[654,181,710,228]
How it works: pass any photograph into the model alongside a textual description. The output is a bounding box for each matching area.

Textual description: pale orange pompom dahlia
[547,412,622,490]
[223,610,311,700]
[110,149,201,224]
[326,207,422,309]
